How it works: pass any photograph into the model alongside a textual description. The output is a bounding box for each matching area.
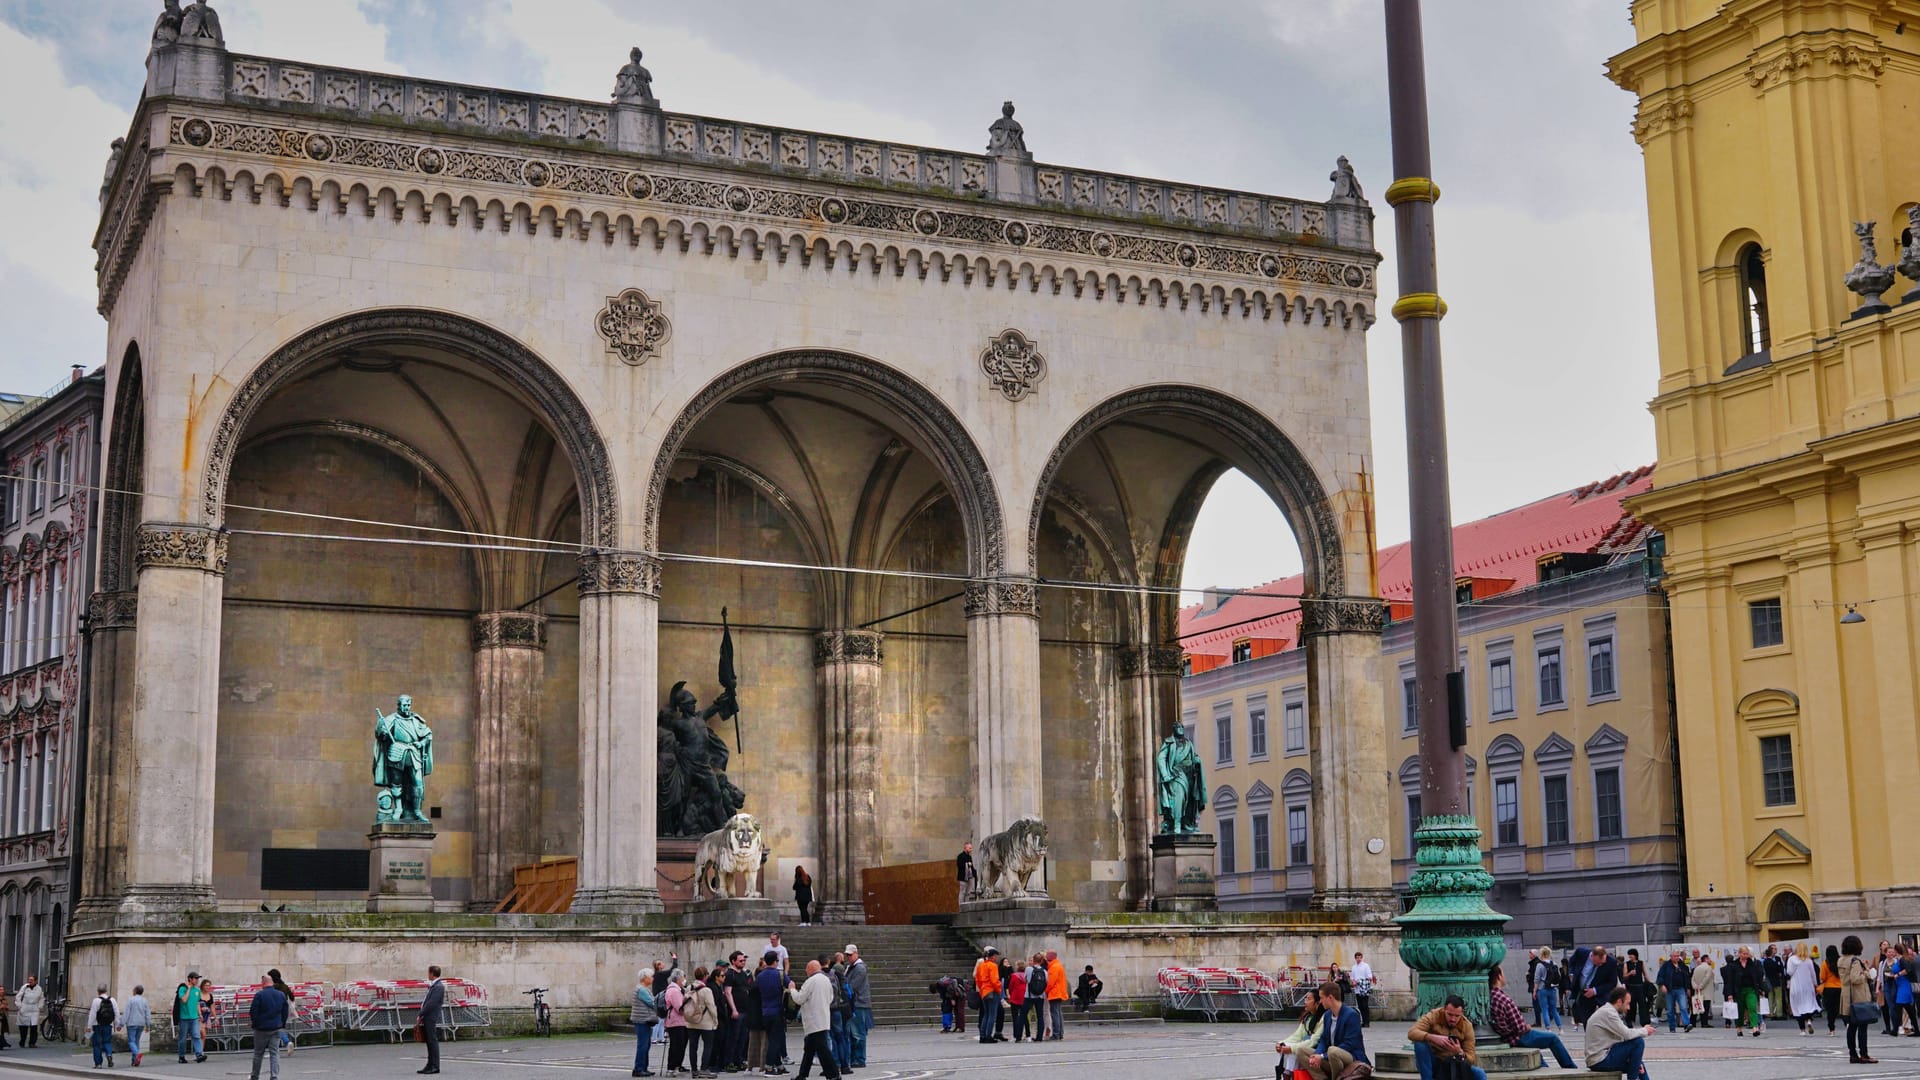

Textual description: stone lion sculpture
[977,816,1049,898]
[692,812,766,900]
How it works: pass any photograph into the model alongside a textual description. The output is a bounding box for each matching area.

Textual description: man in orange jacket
[1045,951,1069,1041]
[974,947,1004,1044]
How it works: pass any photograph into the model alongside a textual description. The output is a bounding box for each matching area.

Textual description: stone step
[1373,1074,1617,1080]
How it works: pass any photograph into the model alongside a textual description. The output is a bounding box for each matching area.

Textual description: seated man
[1305,982,1371,1080]
[1489,965,1576,1068]
[1275,993,1325,1075]
[1409,993,1485,1080]
[1074,966,1103,1012]
[1584,985,1655,1079]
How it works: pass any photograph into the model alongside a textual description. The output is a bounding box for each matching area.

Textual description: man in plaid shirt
[1490,966,1575,1068]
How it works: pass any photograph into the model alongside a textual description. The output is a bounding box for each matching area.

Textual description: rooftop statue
[987,101,1028,157]
[373,694,434,824]
[1330,155,1364,201]
[613,46,656,106]
[151,0,182,46]
[179,0,224,47]
[1155,720,1206,835]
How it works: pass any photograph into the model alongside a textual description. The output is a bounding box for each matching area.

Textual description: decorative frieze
[1116,644,1186,678]
[577,551,663,597]
[134,524,228,574]
[596,287,672,366]
[964,578,1040,618]
[86,591,138,630]
[1630,93,1693,147]
[1299,596,1389,637]
[813,629,883,668]
[980,329,1048,402]
[471,610,548,650]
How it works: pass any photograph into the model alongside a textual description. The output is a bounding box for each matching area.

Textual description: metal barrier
[1156,966,1285,1022]
[149,979,486,1052]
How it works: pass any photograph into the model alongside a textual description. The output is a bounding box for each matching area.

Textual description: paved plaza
[0,1022,1912,1080]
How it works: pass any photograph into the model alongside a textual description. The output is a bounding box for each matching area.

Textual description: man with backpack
[87,985,119,1069]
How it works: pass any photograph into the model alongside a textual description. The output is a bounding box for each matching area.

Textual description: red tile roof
[1176,465,1654,657]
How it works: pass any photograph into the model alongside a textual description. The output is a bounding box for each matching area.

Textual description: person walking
[793,867,813,927]
[1488,966,1575,1068]
[843,945,870,1067]
[1689,951,1717,1029]
[663,971,690,1077]
[1351,952,1374,1028]
[1408,993,1486,1080]
[633,970,659,1078]
[973,947,1003,1044]
[87,986,119,1069]
[419,965,446,1075]
[176,972,208,1064]
[1764,946,1788,1024]
[787,961,841,1080]
[1530,947,1563,1031]
[1624,949,1652,1027]
[825,955,851,1071]
[249,970,291,1080]
[1575,946,1622,1027]
[1889,945,1915,1036]
[1584,985,1655,1079]
[955,843,976,909]
[121,985,151,1067]
[1788,944,1819,1035]
[1726,946,1767,1036]
[16,974,43,1049]
[1820,946,1845,1036]
[1656,951,1692,1033]
[684,967,721,1080]
[757,951,789,1075]
[1839,935,1880,1064]
[1304,982,1368,1080]
[1044,951,1068,1041]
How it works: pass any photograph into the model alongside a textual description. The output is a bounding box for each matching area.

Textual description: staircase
[775,923,1153,1029]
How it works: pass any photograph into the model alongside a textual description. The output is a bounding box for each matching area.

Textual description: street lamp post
[1382,0,1509,1021]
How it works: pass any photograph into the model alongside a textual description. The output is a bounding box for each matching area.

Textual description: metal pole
[1384,0,1508,1023]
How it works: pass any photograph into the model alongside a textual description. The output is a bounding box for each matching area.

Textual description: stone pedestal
[1376,1045,1542,1075]
[954,896,1069,933]
[1150,834,1218,912]
[679,896,781,931]
[368,823,436,912]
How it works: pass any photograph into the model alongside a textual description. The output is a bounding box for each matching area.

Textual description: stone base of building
[679,896,782,930]
[571,886,667,916]
[1150,834,1218,912]
[955,896,1070,934]
[1310,887,1401,923]
[1681,894,1759,938]
[812,900,866,925]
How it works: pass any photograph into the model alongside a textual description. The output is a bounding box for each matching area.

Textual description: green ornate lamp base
[1396,814,1510,1023]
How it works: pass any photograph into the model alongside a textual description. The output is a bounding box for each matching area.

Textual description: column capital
[135,523,228,575]
[577,551,663,597]
[1116,644,1185,678]
[814,629,883,667]
[964,577,1039,618]
[1299,596,1388,637]
[86,590,139,630]
[471,610,548,651]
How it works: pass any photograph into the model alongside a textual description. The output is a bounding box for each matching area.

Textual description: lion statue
[977,816,1049,899]
[692,812,767,900]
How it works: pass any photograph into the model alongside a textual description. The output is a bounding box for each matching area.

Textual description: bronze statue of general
[374,694,434,824]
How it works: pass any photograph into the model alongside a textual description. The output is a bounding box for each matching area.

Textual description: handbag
[1852,1001,1882,1025]
[1722,998,1740,1021]
[1759,994,1772,1017]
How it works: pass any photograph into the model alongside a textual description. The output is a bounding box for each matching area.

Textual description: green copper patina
[1154,722,1206,834]
[373,694,435,824]
[1397,813,1509,1023]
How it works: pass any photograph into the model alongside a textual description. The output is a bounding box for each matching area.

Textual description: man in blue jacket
[248,975,291,1080]
[1307,981,1369,1080]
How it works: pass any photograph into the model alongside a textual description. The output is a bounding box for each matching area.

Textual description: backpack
[96,996,116,1026]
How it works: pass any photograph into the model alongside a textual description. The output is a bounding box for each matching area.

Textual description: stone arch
[98,342,145,594]
[1764,886,1811,924]
[645,349,1005,578]
[1028,384,1345,597]
[202,310,619,547]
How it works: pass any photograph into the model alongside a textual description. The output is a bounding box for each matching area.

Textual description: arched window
[1768,890,1810,924]
[1738,243,1770,357]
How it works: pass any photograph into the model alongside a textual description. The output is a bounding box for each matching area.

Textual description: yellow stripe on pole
[1392,293,1448,321]
[1384,177,1441,206]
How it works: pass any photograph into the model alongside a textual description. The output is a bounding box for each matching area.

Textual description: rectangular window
[1495,778,1520,847]
[1405,794,1422,857]
[5,478,17,525]
[1288,805,1308,865]
[46,563,61,661]
[1488,656,1514,717]
[15,741,32,834]
[1588,636,1616,697]
[1251,812,1271,871]
[26,461,44,514]
[1594,767,1623,840]
[51,444,69,502]
[1218,817,1237,874]
[1403,675,1418,732]
[39,738,54,832]
[1543,775,1570,845]
[1537,647,1564,706]
[1249,704,1268,759]
[1231,639,1252,664]
[1761,734,1796,807]
[1283,700,1306,754]
[21,574,36,667]
[1215,709,1233,764]
[1750,598,1784,648]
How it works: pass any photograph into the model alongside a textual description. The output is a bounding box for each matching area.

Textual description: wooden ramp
[495,857,577,913]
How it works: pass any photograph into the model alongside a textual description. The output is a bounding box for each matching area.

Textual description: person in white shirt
[786,961,841,1080]
[1584,985,1656,1078]
[769,933,790,976]
[1350,952,1375,1028]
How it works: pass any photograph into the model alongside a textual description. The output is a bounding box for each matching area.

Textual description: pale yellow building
[1609,0,1920,939]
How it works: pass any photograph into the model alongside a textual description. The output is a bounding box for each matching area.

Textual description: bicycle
[40,998,69,1043]
[523,987,551,1037]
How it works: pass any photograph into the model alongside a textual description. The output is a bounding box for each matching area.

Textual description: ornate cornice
[86,591,138,630]
[1631,93,1694,147]
[1298,596,1388,637]
[1747,40,1884,90]
[813,629,883,668]
[963,578,1039,619]
[134,524,228,575]
[1117,644,1185,678]
[578,551,662,597]
[472,610,548,650]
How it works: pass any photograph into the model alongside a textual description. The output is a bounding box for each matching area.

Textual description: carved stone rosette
[1298,596,1388,637]
[963,578,1040,618]
[577,551,663,597]
[596,287,672,365]
[471,610,548,650]
[980,328,1048,402]
[134,524,229,574]
[813,629,883,668]
[1116,644,1185,678]
[86,591,139,630]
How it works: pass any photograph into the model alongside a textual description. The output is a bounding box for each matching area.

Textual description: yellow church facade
[1609,0,1920,939]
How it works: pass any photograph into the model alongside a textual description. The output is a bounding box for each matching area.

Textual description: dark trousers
[424,1019,442,1070]
[19,1019,34,1047]
[1823,988,1842,1032]
[1355,993,1371,1027]
[977,992,1000,1041]
[1011,999,1029,1040]
[763,1014,787,1068]
[796,1030,840,1079]
[728,1014,750,1066]
[1849,1020,1872,1059]
[91,1023,113,1066]
[667,1028,691,1072]
[703,1030,721,1072]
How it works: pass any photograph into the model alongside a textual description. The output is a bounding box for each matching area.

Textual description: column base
[368,824,436,913]
[573,886,665,915]
[1150,833,1218,913]
[117,883,218,918]
[1311,888,1401,923]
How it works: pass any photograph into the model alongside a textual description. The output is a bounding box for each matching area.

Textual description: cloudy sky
[0,0,1656,592]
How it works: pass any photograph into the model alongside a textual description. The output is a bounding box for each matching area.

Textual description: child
[929,976,966,1033]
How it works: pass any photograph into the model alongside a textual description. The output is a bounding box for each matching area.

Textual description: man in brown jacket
[1408,994,1486,1080]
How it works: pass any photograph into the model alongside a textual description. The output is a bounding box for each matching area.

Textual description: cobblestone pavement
[0,1021,1917,1079]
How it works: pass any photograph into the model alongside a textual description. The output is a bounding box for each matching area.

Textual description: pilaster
[573,552,664,915]
[815,629,883,923]
[470,610,547,910]
[1117,643,1183,910]
[965,578,1041,842]
[76,591,137,926]
[1300,597,1397,920]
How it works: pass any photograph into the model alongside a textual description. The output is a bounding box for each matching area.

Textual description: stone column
[1117,644,1184,910]
[815,629,883,923]
[74,591,137,926]
[120,525,227,915]
[470,610,547,910]
[966,579,1043,843]
[1301,598,1398,921]
[573,553,664,914]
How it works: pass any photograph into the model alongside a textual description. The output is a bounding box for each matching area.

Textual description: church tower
[1609,0,1920,937]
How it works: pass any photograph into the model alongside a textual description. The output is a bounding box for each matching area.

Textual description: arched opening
[205,311,614,909]
[1765,888,1810,941]
[1737,242,1770,359]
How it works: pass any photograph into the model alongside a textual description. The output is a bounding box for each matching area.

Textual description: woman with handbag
[684,967,721,1079]
[633,970,659,1078]
[662,971,689,1077]
[1839,935,1881,1064]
